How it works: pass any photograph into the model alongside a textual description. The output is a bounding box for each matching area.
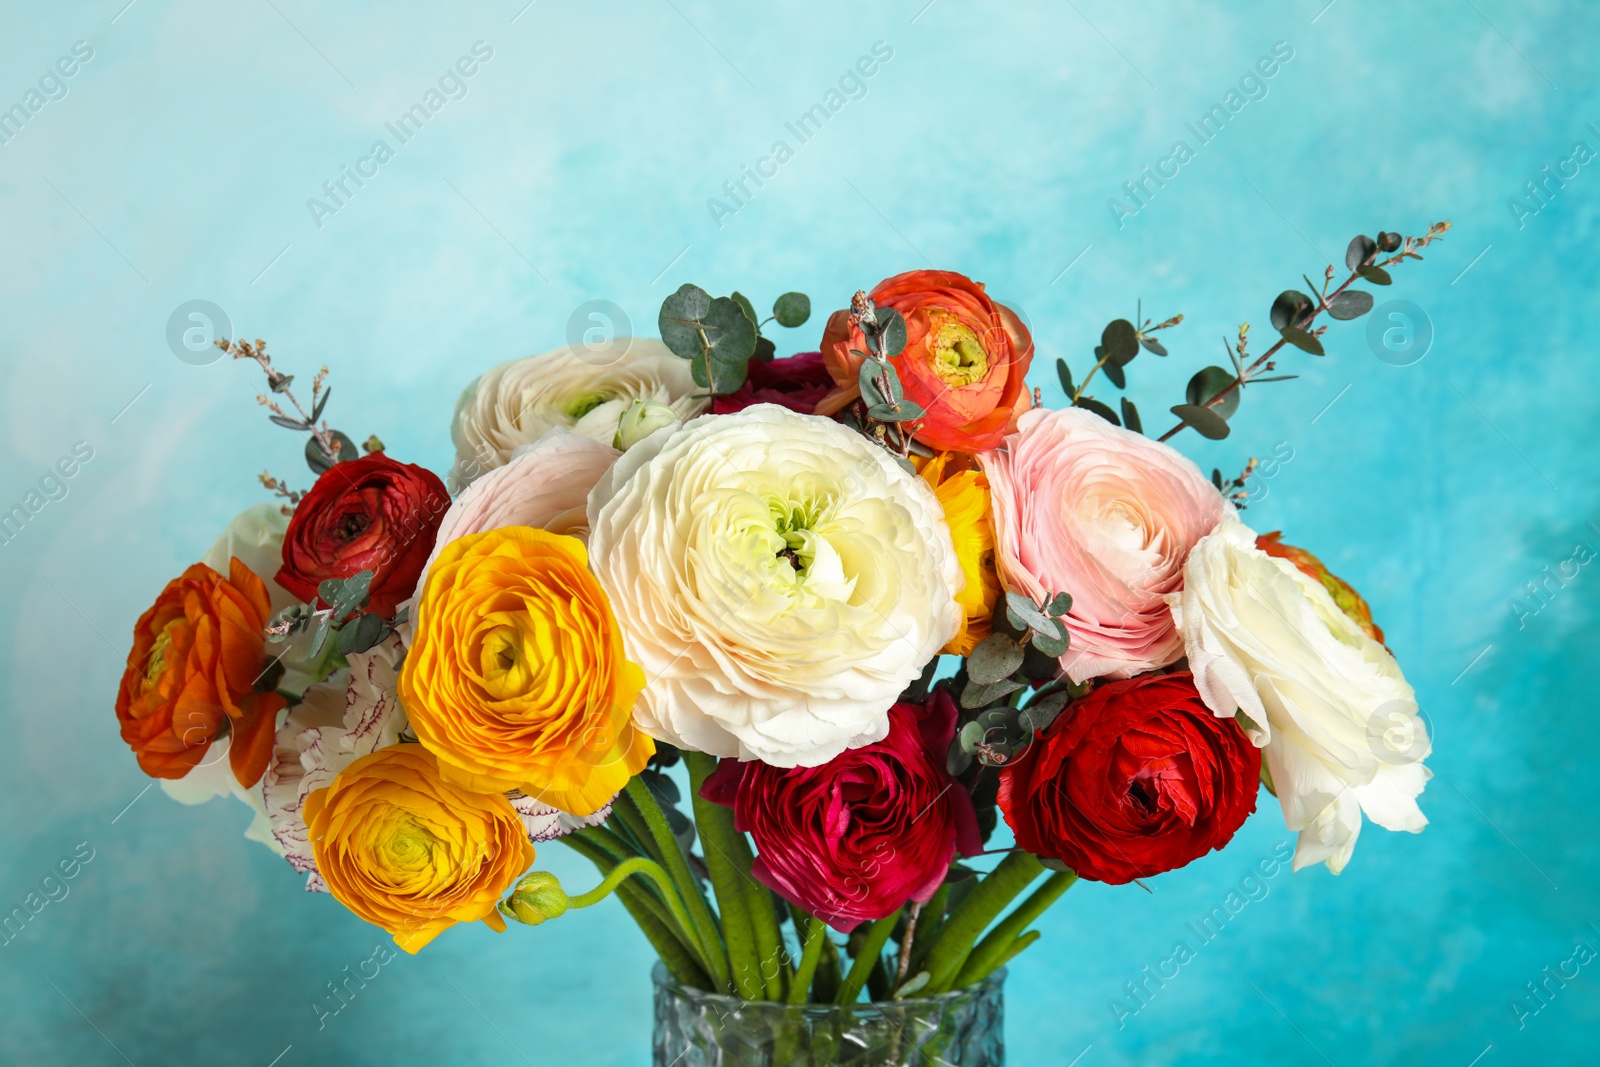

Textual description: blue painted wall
[1,1,1594,1063]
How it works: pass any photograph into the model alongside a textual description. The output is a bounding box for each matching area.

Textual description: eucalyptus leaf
[1345,234,1377,272]
[877,307,907,359]
[702,296,759,365]
[1279,326,1325,355]
[1101,319,1139,364]
[1185,366,1240,420]
[1030,629,1069,658]
[269,414,311,431]
[958,720,986,752]
[1140,337,1168,356]
[1103,360,1127,390]
[1021,691,1070,735]
[1074,396,1120,426]
[658,283,711,359]
[867,399,925,423]
[1170,403,1231,440]
[1004,591,1055,635]
[960,677,1027,710]
[1356,264,1393,286]
[968,633,1025,685]
[305,431,359,474]
[1326,290,1375,321]
[773,292,811,328]
[1047,592,1072,616]
[1120,397,1142,434]
[730,291,759,327]
[947,739,973,777]
[1376,231,1402,253]
[1056,358,1074,397]
[311,387,331,424]
[753,336,776,362]
[336,611,387,656]
[1269,290,1315,332]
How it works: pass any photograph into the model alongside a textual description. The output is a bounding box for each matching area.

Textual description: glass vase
[651,964,1005,1066]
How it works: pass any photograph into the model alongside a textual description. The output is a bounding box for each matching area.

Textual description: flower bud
[500,871,570,926]
[613,400,679,451]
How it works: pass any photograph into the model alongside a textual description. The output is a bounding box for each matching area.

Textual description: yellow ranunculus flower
[399,526,651,815]
[920,452,1001,656]
[303,745,535,953]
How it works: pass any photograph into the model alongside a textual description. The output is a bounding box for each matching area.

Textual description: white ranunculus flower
[261,636,409,891]
[587,404,963,767]
[449,338,707,491]
[1167,517,1430,874]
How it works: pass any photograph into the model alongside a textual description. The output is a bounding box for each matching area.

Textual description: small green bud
[500,871,570,926]
[613,400,679,451]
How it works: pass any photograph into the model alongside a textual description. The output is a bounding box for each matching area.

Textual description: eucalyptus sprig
[265,570,403,657]
[1055,304,1183,433]
[216,336,361,476]
[658,285,811,396]
[1156,220,1451,442]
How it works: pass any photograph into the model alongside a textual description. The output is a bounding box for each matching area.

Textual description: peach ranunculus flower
[303,745,535,953]
[411,429,619,607]
[979,408,1225,682]
[399,526,651,815]
[816,270,1034,453]
[116,558,287,788]
[919,452,1001,656]
[448,338,707,491]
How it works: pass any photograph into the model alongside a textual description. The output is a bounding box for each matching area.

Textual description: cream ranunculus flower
[1167,517,1430,874]
[449,338,707,491]
[262,636,409,890]
[587,404,964,767]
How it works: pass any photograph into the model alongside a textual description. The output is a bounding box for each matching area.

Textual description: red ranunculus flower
[276,452,450,617]
[999,672,1259,884]
[710,351,834,415]
[816,270,1034,452]
[701,688,981,932]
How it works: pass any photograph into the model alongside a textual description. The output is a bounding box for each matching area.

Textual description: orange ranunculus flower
[816,270,1034,453]
[303,745,535,953]
[399,526,651,815]
[920,452,1001,656]
[116,558,286,787]
[1256,531,1386,645]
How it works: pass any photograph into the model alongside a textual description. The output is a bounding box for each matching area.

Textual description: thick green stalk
[835,912,899,1005]
[683,752,764,999]
[557,836,710,989]
[952,871,1077,989]
[907,884,950,974]
[623,776,733,993]
[921,852,1044,994]
[786,917,828,1005]
[978,929,1040,981]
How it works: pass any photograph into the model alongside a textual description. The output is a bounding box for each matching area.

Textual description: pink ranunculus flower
[409,428,619,610]
[700,688,981,932]
[979,407,1225,682]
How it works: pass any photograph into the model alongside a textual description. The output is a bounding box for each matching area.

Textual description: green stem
[556,837,710,989]
[563,830,677,934]
[907,884,950,974]
[623,776,733,993]
[952,871,1077,989]
[836,912,899,1005]
[683,752,764,999]
[921,852,1044,994]
[978,929,1040,981]
[787,916,828,1005]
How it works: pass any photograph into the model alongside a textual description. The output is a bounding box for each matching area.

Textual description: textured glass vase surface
[651,963,1005,1066]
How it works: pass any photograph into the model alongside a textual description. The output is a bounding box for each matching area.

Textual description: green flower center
[929,321,990,386]
[563,391,614,419]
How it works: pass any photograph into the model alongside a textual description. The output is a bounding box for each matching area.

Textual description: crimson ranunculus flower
[276,452,450,617]
[701,689,981,932]
[999,673,1259,884]
[816,270,1034,452]
[710,351,834,416]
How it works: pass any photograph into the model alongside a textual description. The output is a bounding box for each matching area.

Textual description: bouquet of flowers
[113,222,1445,1059]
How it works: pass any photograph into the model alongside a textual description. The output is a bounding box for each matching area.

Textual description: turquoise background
[1,1,1595,1063]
